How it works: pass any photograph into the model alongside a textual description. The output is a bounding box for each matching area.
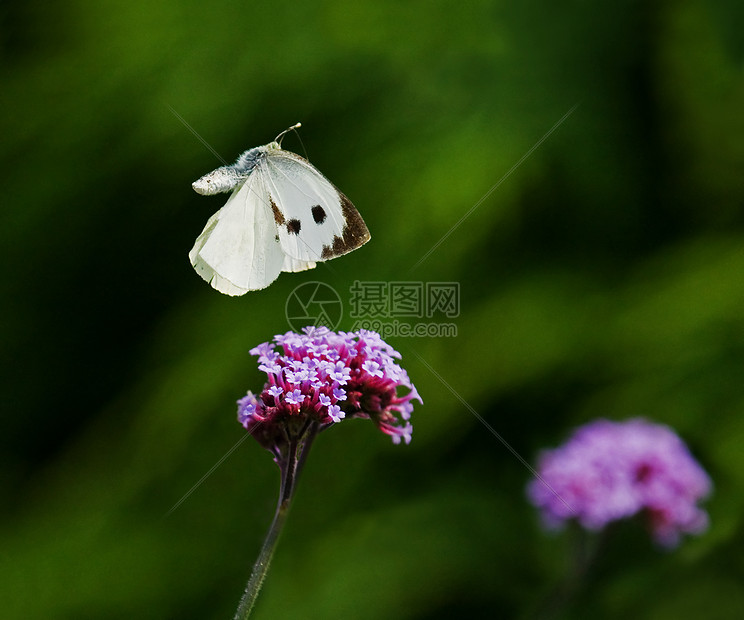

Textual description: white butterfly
[189,123,370,295]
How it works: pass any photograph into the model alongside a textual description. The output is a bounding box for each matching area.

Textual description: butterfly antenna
[275,122,302,146]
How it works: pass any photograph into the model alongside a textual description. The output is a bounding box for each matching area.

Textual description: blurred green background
[2,0,744,618]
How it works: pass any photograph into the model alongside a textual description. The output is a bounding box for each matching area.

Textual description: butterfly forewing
[262,151,370,263]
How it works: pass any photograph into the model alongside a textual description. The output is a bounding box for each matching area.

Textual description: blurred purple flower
[527,418,712,547]
[237,327,422,460]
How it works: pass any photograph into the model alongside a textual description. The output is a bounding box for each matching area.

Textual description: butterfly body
[190,130,370,295]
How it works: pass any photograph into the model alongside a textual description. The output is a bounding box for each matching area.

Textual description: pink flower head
[527,418,712,547]
[237,327,422,456]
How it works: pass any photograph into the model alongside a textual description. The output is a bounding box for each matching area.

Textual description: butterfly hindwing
[281,255,317,273]
[189,173,284,294]
[261,150,370,263]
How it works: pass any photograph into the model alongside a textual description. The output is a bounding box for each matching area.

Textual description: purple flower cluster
[238,327,421,452]
[527,418,712,547]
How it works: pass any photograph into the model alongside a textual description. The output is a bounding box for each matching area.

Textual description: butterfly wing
[281,255,317,273]
[260,150,370,263]
[189,173,285,294]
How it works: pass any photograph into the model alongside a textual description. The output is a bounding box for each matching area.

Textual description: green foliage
[1,0,743,618]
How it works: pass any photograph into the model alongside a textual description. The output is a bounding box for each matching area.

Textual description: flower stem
[233,425,318,619]
[232,497,290,620]
[528,526,605,620]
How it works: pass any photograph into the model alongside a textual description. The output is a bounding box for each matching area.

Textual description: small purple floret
[328,404,344,423]
[362,360,384,378]
[284,389,303,405]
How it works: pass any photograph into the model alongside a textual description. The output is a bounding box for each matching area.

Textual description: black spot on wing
[320,193,370,259]
[311,205,327,224]
[286,219,302,235]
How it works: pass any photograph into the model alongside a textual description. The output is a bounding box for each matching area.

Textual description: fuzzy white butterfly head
[189,123,370,295]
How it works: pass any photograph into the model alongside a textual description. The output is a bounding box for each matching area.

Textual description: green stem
[528,526,605,620]
[233,424,318,619]
[232,496,291,620]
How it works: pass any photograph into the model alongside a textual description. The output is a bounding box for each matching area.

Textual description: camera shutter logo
[285,282,343,331]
